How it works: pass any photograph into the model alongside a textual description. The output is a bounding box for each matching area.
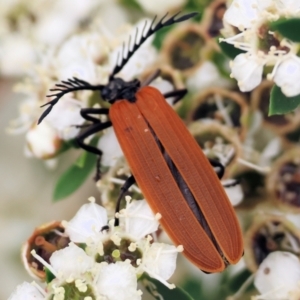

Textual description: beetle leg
[163,89,187,105]
[76,121,112,180]
[114,175,136,227]
[222,179,240,188]
[76,121,112,155]
[80,108,109,123]
[209,158,225,180]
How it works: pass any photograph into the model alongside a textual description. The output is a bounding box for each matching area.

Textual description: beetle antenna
[109,11,198,79]
[38,77,104,124]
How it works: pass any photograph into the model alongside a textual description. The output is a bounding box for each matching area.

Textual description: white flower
[119,199,160,240]
[8,282,46,300]
[49,243,94,280]
[25,121,62,159]
[223,0,274,29]
[64,199,179,288]
[45,96,85,140]
[222,179,244,206]
[254,251,300,299]
[230,53,264,92]
[94,261,142,300]
[64,200,108,243]
[55,34,109,83]
[222,0,300,96]
[141,242,179,289]
[98,128,124,167]
[136,0,187,15]
[273,56,300,97]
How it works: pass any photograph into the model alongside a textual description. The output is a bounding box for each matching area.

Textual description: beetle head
[101,77,140,104]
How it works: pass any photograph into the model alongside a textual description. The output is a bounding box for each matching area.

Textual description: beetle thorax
[101,77,140,103]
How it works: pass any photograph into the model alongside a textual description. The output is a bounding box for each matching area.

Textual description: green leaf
[141,274,194,300]
[53,137,99,201]
[219,40,246,59]
[45,268,55,283]
[210,50,231,78]
[269,84,300,115]
[118,0,142,10]
[270,18,300,42]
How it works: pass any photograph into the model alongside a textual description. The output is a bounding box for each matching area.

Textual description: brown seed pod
[251,80,300,135]
[201,0,227,37]
[187,87,249,140]
[266,147,300,213]
[140,64,185,90]
[188,121,242,173]
[21,221,70,281]
[161,23,216,75]
[228,164,266,202]
[244,213,300,272]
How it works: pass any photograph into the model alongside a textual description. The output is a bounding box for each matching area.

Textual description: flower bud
[25,121,62,159]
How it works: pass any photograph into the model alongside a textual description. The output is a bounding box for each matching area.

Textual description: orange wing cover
[109,86,243,272]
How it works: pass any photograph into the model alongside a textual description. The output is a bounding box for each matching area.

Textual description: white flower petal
[273,56,300,97]
[222,180,244,206]
[98,128,124,167]
[8,282,45,300]
[46,97,85,140]
[231,53,263,92]
[124,200,159,240]
[95,261,141,300]
[50,243,94,279]
[223,0,258,28]
[254,251,300,299]
[143,243,178,281]
[64,202,108,243]
[136,0,186,15]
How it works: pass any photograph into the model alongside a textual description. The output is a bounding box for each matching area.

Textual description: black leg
[209,158,225,180]
[76,121,112,156]
[222,179,240,188]
[163,89,187,105]
[76,121,112,181]
[114,175,136,227]
[80,108,109,124]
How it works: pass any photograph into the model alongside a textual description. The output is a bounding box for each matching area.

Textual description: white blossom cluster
[9,198,181,300]
[7,15,164,165]
[221,0,300,97]
[0,0,109,77]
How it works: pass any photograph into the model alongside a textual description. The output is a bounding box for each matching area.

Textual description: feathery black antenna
[109,11,198,80]
[38,77,104,124]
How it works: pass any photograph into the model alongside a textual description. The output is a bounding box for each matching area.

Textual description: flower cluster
[9,198,181,300]
[7,16,162,164]
[221,0,300,97]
